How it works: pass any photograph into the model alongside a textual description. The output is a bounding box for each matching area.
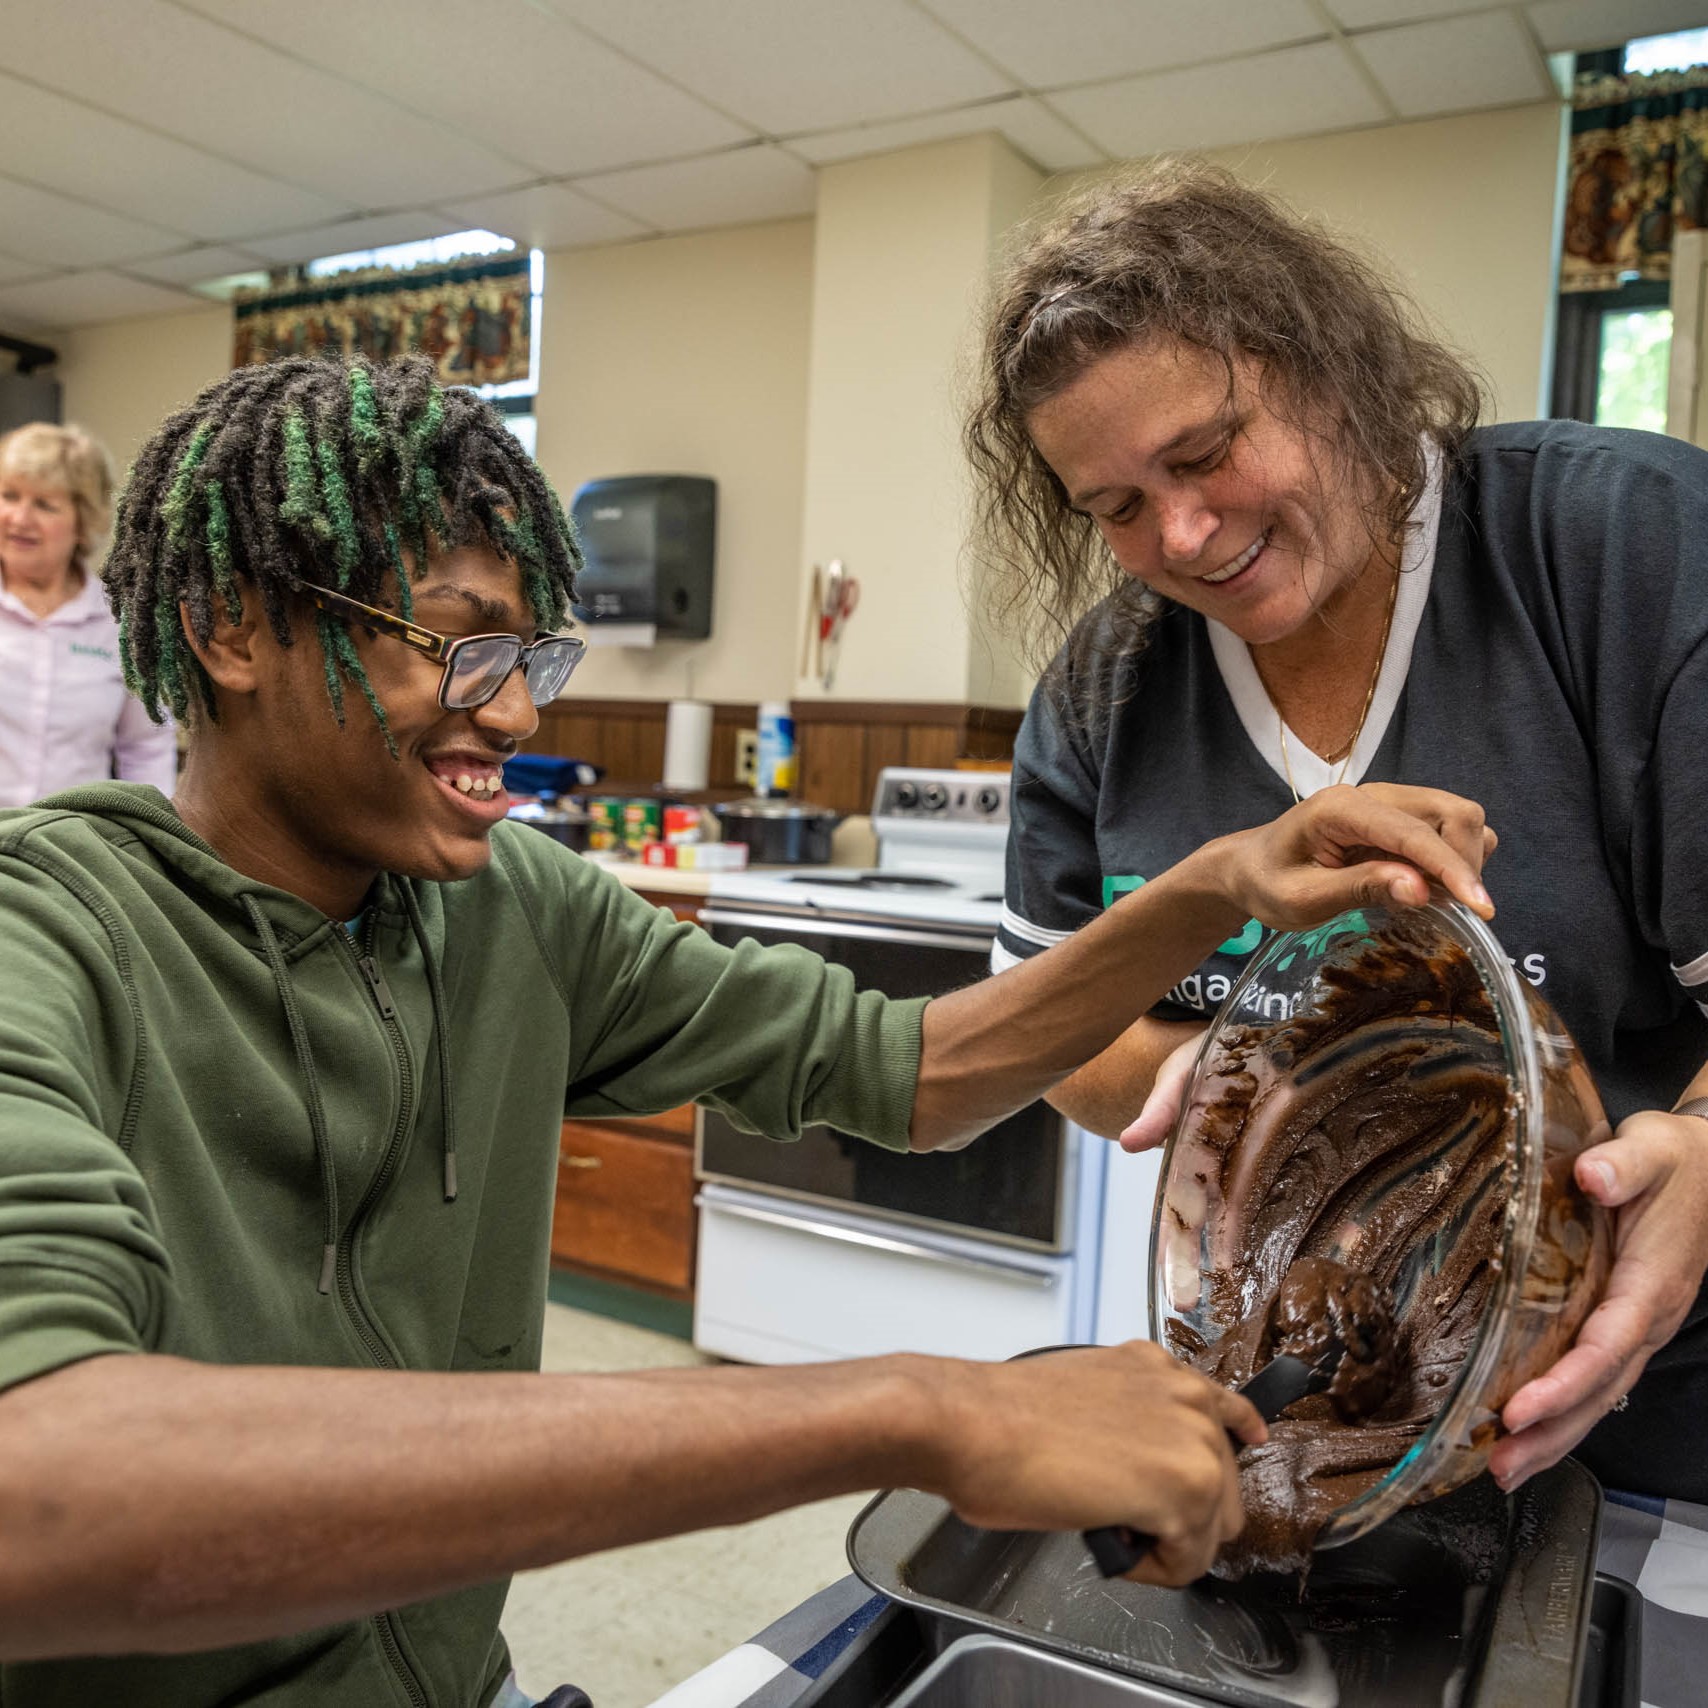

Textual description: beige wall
[1206,102,1565,422]
[797,133,1043,706]
[54,304,233,474]
[533,218,815,704]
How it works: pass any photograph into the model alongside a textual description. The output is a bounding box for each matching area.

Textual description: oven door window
[699,914,1066,1249]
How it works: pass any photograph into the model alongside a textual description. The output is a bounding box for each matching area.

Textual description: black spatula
[1082,1345,1339,1579]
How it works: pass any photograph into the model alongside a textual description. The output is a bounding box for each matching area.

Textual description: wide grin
[1200,529,1269,585]
[424,757,508,815]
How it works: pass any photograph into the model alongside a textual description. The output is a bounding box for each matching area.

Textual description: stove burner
[781,873,955,892]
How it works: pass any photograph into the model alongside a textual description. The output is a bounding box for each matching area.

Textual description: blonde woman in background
[0,422,176,805]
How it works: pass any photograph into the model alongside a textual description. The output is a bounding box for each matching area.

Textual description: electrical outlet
[735,729,759,788]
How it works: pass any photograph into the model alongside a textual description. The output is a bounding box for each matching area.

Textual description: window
[304,232,543,452]
[1596,298,1671,432]
[302,229,515,280]
[1624,28,1708,75]
[202,230,543,452]
[1553,280,1671,430]
[1551,36,1703,429]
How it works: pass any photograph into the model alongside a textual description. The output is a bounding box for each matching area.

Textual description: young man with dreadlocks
[0,356,1495,1707]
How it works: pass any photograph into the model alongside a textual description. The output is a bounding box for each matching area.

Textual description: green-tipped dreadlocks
[107,354,582,751]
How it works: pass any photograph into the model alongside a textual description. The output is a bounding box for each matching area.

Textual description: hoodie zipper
[333,916,431,1708]
[376,1609,430,1708]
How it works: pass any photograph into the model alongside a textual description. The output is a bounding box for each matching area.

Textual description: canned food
[585,797,623,852]
[622,798,663,853]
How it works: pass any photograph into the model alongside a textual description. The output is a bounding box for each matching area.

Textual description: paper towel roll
[662,699,713,791]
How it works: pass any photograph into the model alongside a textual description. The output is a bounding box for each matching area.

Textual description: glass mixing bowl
[1150,898,1613,1551]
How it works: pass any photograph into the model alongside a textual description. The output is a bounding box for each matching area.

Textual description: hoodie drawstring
[399,883,458,1204]
[242,895,341,1294]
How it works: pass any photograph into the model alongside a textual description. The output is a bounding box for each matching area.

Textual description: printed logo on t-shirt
[68,642,115,661]
[1105,872,1550,1010]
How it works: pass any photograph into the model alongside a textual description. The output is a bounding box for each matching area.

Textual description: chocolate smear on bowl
[1178,921,1516,1576]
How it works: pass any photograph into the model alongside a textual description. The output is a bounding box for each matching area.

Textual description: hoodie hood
[35,782,356,943]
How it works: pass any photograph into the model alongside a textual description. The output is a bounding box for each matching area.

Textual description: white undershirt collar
[1207,440,1444,798]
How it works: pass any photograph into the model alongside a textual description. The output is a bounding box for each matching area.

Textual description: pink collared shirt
[0,569,178,808]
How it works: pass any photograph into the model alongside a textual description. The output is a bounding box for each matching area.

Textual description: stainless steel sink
[890,1635,1212,1707]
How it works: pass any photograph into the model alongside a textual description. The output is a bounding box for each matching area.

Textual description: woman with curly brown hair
[969,158,1708,1505]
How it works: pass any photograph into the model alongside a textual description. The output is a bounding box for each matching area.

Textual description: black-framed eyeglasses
[302,583,587,711]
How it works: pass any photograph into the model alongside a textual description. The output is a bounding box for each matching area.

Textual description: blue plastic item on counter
[501,754,603,796]
[756,701,796,797]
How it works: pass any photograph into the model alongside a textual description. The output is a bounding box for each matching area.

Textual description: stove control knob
[921,783,949,812]
[975,786,1003,815]
[893,781,919,811]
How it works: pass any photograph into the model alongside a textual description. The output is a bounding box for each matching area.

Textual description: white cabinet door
[1667,229,1708,446]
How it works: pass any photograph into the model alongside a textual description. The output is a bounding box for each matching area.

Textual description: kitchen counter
[646,1484,1708,1708]
[587,816,878,899]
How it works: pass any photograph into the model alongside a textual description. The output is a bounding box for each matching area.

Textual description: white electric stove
[705,767,1009,931]
[693,767,1157,1365]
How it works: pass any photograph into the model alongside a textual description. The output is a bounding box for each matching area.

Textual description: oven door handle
[698,907,991,953]
[696,1193,1059,1289]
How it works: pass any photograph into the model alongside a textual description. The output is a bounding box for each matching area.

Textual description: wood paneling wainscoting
[522,698,1021,816]
[523,698,757,795]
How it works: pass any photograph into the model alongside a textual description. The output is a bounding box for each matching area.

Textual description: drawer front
[552,1122,697,1293]
[587,1103,695,1140]
[634,888,703,925]
[693,1187,1076,1364]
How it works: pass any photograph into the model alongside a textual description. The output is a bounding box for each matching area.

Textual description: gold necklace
[1277,567,1400,804]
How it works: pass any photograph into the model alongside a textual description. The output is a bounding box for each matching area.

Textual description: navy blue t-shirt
[1000,420,1708,1497]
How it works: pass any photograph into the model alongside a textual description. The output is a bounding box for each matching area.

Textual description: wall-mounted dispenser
[570,474,715,645]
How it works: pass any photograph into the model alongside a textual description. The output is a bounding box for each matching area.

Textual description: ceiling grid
[0,0,1692,329]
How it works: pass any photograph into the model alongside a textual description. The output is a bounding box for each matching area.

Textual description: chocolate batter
[1267,1255,1401,1423]
[1166,920,1516,1576]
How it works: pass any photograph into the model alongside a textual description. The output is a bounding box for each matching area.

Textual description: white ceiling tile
[436,184,652,250]
[0,177,182,269]
[1528,0,1708,53]
[573,146,817,232]
[127,246,272,286]
[546,0,1014,132]
[0,270,201,330]
[174,0,752,175]
[1326,0,1505,25]
[242,213,471,267]
[918,0,1324,88]
[1355,11,1556,115]
[1051,41,1390,156]
[0,0,530,209]
[0,70,347,245]
[0,250,55,285]
[792,95,1104,173]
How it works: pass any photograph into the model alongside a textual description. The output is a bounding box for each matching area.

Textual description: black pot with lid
[506,794,592,853]
[711,796,842,865]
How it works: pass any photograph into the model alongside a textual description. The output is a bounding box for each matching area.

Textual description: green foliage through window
[1596,308,1672,433]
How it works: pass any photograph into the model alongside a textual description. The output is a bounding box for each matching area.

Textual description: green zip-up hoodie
[0,785,924,1708]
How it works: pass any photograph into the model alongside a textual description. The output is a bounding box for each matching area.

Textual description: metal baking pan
[848,1459,1605,1708]
[1578,1574,1642,1708]
[889,1631,1215,1705]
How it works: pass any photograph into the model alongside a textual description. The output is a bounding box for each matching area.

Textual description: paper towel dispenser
[570,474,715,642]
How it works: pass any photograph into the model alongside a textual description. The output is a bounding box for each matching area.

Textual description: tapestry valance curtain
[1563,65,1708,292]
[232,251,531,385]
